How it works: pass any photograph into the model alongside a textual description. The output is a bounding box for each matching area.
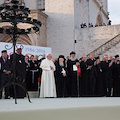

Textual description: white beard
[59,62,64,67]
[70,57,76,61]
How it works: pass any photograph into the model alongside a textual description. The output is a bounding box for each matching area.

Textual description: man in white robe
[40,54,56,98]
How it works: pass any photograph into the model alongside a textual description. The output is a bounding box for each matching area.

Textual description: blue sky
[108,0,120,25]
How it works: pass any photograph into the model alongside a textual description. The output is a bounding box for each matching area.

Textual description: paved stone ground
[0,97,120,112]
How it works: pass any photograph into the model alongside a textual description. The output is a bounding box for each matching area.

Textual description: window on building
[38,0,45,11]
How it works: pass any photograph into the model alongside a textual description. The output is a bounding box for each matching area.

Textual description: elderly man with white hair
[40,53,56,98]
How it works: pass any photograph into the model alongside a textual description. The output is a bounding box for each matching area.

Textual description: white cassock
[40,58,57,97]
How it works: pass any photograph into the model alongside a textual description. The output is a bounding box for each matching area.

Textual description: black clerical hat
[59,55,65,59]
[76,59,79,63]
[1,50,7,53]
[95,56,100,60]
[115,55,119,58]
[70,51,76,55]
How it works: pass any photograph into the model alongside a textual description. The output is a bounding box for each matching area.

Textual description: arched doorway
[0,26,32,45]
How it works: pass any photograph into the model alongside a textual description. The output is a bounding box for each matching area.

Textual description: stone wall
[74,0,89,29]
[45,0,109,58]
[75,25,120,58]
[0,0,37,10]
[45,22,120,58]
[40,24,120,58]
[74,0,108,29]
[45,0,75,58]
[0,0,115,59]
[102,0,108,14]
[29,10,48,46]
[24,0,38,10]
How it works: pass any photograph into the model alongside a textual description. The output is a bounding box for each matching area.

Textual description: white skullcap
[16,45,22,50]
[46,53,51,57]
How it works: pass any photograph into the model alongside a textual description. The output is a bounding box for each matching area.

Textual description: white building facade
[0,0,114,58]
[45,0,109,57]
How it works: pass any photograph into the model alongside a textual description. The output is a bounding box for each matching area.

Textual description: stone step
[27,91,40,98]
[91,34,120,56]
[2,91,40,99]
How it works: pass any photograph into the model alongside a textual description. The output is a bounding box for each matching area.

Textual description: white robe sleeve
[40,60,51,71]
[52,62,56,71]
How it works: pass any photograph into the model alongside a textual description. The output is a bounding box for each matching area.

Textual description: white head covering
[16,45,22,50]
[46,53,51,57]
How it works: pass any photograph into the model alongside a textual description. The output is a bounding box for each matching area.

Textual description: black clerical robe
[10,53,26,98]
[101,61,112,96]
[29,60,39,91]
[94,62,104,96]
[55,62,68,97]
[80,61,89,96]
[67,59,78,97]
[112,62,120,97]
[86,58,96,96]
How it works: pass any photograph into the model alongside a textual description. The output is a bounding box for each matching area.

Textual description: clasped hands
[3,70,11,74]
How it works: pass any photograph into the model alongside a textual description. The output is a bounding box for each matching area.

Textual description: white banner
[0,42,51,59]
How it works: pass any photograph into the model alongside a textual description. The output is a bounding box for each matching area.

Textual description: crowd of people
[0,45,120,99]
[80,20,111,28]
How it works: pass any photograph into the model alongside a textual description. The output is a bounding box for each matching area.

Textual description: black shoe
[5,96,10,99]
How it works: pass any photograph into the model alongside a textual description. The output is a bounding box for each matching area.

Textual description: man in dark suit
[10,45,26,98]
[0,50,11,99]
